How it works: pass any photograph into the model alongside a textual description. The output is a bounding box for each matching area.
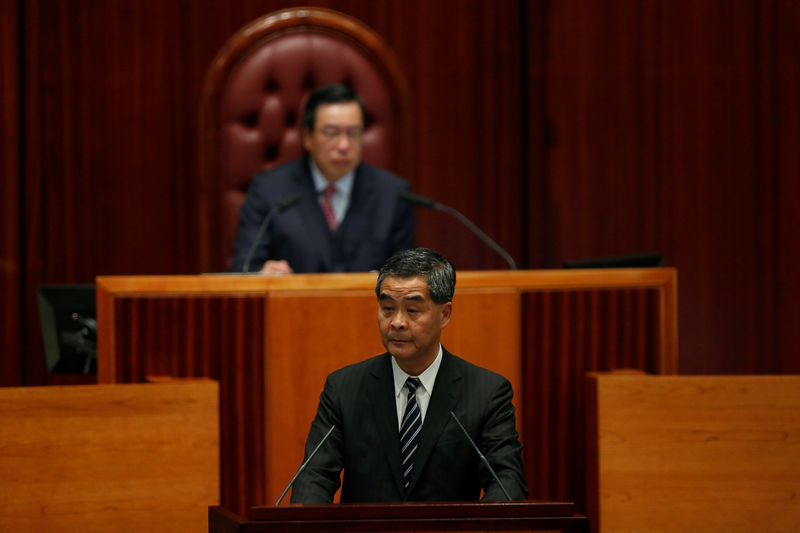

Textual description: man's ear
[440,301,453,330]
[301,128,312,151]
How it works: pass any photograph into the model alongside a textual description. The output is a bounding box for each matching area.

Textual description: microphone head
[399,190,438,209]
[278,193,302,212]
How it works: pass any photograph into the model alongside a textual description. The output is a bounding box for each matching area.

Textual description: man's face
[377,276,452,375]
[302,101,364,182]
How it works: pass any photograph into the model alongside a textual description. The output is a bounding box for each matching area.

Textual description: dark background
[2,0,798,386]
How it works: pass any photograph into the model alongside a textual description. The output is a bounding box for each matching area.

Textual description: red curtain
[2,1,799,384]
[544,0,800,373]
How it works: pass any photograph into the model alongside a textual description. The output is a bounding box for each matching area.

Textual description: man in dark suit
[291,248,528,503]
[230,84,415,273]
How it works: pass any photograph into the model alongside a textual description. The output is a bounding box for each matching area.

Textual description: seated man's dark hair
[302,84,366,131]
[375,248,456,305]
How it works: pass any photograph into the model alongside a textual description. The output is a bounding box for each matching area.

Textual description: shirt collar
[309,160,355,197]
[391,345,443,398]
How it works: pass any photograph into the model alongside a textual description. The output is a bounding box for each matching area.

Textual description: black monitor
[563,252,663,269]
[37,284,97,374]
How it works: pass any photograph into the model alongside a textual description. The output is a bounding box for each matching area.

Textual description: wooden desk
[97,268,676,513]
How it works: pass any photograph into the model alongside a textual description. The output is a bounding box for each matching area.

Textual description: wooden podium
[96,269,676,514]
[209,502,590,532]
[586,373,800,533]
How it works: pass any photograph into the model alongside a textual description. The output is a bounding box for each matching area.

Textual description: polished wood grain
[586,373,800,533]
[95,267,676,293]
[0,381,219,533]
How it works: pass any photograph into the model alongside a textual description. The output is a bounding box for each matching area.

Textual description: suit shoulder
[250,158,307,188]
[357,163,410,190]
[444,350,511,386]
[327,352,390,383]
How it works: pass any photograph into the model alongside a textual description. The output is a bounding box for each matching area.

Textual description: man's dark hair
[375,248,456,304]
[302,84,366,131]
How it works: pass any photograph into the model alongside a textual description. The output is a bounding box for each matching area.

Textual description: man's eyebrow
[378,293,425,302]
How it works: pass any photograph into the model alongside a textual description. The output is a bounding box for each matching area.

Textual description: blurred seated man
[230,84,415,274]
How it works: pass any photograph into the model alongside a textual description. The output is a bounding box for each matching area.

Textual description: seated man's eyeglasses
[319,126,365,142]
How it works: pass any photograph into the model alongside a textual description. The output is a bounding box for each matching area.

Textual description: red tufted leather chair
[198,7,410,272]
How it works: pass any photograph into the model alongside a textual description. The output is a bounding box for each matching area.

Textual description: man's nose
[334,134,351,150]
[391,312,407,329]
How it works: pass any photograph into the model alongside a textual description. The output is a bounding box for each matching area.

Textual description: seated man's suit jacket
[230,157,415,273]
[290,348,529,503]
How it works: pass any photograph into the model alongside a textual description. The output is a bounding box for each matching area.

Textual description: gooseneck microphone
[242,193,302,273]
[449,411,513,501]
[399,191,517,270]
[275,424,336,506]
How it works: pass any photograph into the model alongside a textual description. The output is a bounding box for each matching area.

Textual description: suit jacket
[230,157,415,273]
[290,348,529,503]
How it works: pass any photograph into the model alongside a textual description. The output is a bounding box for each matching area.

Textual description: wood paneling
[0,381,219,533]
[586,373,800,533]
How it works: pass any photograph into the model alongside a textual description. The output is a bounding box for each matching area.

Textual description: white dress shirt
[390,345,443,430]
[310,161,354,226]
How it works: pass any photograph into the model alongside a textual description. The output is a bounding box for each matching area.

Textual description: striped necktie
[400,377,422,490]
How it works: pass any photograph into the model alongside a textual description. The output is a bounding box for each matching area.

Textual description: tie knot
[406,377,421,394]
[324,184,336,200]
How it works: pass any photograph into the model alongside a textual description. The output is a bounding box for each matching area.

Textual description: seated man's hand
[261,259,293,275]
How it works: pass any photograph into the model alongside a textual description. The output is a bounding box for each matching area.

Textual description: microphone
[449,411,512,501]
[242,193,302,273]
[399,191,517,270]
[275,424,336,505]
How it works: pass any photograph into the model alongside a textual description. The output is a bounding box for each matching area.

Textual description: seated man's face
[302,102,364,182]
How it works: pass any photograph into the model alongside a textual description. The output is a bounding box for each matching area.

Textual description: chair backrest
[198,7,409,272]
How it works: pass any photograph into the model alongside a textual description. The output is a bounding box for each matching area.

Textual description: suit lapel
[405,349,463,496]
[292,160,332,270]
[339,166,375,249]
[367,353,406,497]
